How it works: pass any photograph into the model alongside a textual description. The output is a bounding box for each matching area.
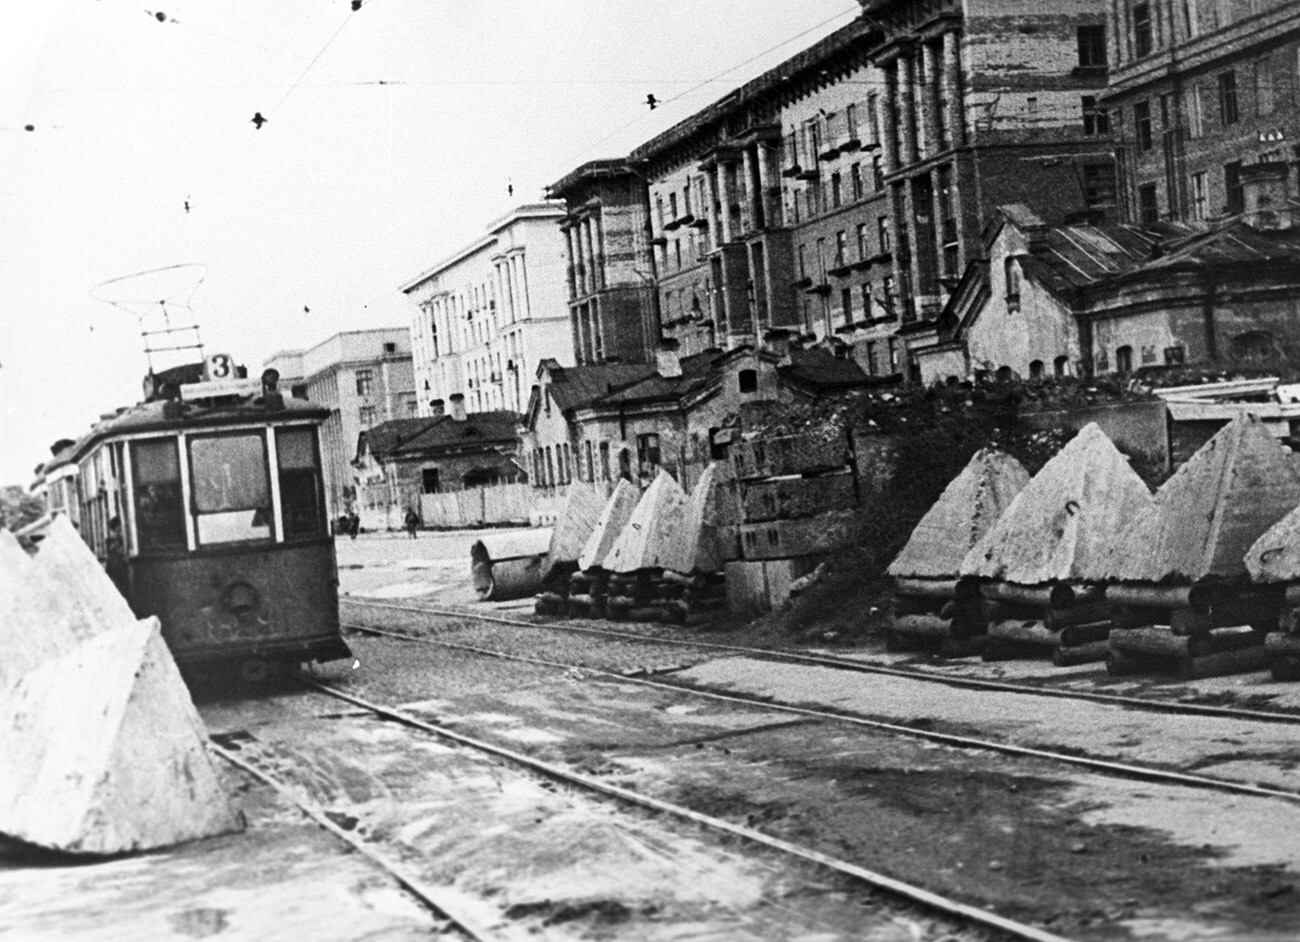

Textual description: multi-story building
[401,203,573,416]
[263,328,416,518]
[1103,0,1300,226]
[547,160,660,365]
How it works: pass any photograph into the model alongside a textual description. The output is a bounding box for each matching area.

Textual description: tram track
[342,598,1300,726]
[341,618,1300,808]
[278,675,1081,942]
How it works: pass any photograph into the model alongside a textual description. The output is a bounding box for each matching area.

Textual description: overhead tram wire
[226,5,865,335]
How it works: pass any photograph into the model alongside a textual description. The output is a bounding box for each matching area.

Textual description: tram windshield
[190,432,273,545]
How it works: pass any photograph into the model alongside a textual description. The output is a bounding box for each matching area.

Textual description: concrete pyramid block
[1246,503,1300,583]
[1109,415,1300,583]
[578,479,641,572]
[0,616,244,854]
[661,463,726,576]
[961,423,1153,585]
[544,483,608,575]
[0,530,82,688]
[32,516,136,641]
[889,448,1030,579]
[606,470,688,574]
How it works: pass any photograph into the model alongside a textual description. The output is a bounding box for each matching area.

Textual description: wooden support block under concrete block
[0,616,244,855]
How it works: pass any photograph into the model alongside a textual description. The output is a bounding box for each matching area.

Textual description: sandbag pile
[886,447,1029,657]
[958,423,1154,664]
[0,519,243,855]
[1097,414,1300,679]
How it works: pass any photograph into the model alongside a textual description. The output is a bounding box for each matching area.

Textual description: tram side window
[131,439,187,554]
[276,428,325,539]
[190,433,273,545]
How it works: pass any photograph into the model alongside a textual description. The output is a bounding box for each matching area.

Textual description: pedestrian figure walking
[404,507,420,539]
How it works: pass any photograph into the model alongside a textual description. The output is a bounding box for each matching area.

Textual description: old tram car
[71,361,351,675]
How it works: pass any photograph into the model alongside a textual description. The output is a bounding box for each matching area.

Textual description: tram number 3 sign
[205,353,235,381]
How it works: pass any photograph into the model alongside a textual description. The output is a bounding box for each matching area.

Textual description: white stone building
[402,202,574,417]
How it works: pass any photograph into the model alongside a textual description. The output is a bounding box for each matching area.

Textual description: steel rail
[343,621,1300,808]
[343,598,1300,726]
[299,676,1082,942]
[209,741,511,942]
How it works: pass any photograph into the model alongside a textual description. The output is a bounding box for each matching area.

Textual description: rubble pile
[885,448,1029,656]
[956,423,1155,664]
[0,519,243,856]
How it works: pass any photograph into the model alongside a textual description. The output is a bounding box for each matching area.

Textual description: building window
[383,341,397,354]
[881,275,896,319]
[1029,360,1044,380]
[599,441,610,481]
[830,172,842,208]
[1224,161,1244,213]
[1231,330,1274,362]
[1054,355,1070,377]
[856,223,869,260]
[1134,101,1153,151]
[805,184,818,218]
[798,243,808,279]
[1133,2,1153,58]
[1163,345,1186,366]
[422,468,440,494]
[1190,171,1208,220]
[1005,258,1021,313]
[1138,183,1159,225]
[738,369,758,393]
[1082,96,1110,135]
[846,102,859,141]
[872,154,884,190]
[355,369,373,396]
[850,163,863,201]
[1218,70,1239,124]
[1115,345,1133,374]
[860,283,872,321]
[841,287,853,325]
[669,192,678,221]
[1083,162,1117,208]
[888,337,899,373]
[1187,83,1204,138]
[584,441,594,482]
[865,340,878,375]
[835,229,848,268]
[1077,24,1107,68]
[636,433,661,469]
[878,216,891,253]
[359,405,377,427]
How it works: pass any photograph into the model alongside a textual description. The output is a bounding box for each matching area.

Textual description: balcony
[663,218,683,231]
[827,254,854,277]
[806,282,832,296]
[677,213,695,227]
[650,235,668,246]
[781,164,803,179]
[791,275,813,289]
[689,217,710,229]
[818,146,840,162]
[839,137,862,153]
[796,167,820,182]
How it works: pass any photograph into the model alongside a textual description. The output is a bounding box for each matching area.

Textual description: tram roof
[70,395,330,463]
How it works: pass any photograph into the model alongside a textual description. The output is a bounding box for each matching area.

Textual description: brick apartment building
[1103,0,1300,226]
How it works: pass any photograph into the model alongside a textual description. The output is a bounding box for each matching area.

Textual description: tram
[69,358,351,674]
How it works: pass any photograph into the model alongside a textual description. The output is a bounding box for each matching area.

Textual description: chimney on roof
[1241,161,1295,231]
[449,393,467,422]
[656,338,682,378]
[763,328,793,359]
[429,398,445,417]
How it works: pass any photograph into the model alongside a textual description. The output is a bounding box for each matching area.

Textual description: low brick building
[354,395,523,521]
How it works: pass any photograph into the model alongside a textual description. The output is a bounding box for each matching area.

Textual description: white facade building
[402,202,574,416]
[264,328,416,518]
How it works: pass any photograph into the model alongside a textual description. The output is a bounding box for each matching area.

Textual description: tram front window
[276,427,325,539]
[190,432,273,545]
[130,439,186,554]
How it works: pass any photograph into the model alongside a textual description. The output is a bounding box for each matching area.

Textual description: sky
[0,0,861,486]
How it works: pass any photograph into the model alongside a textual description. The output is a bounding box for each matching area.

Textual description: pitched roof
[362,412,521,461]
[888,448,1030,579]
[594,350,718,407]
[545,362,659,414]
[960,423,1154,584]
[1106,414,1300,583]
[1136,217,1300,273]
[779,347,870,391]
